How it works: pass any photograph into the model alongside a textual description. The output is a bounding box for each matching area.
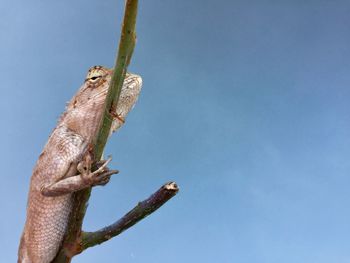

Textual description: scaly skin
[18,66,142,263]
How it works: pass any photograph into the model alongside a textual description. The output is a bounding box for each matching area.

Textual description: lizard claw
[92,169,119,186]
[91,156,112,176]
[78,155,118,186]
[110,110,125,123]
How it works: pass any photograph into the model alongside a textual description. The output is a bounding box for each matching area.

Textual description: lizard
[18,65,142,263]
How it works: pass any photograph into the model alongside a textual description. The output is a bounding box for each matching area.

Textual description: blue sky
[2,1,350,262]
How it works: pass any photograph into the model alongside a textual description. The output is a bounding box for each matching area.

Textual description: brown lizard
[18,66,142,263]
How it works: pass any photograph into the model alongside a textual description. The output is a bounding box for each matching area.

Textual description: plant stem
[52,1,138,262]
[81,182,179,250]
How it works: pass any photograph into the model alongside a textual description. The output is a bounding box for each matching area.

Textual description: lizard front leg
[41,154,118,197]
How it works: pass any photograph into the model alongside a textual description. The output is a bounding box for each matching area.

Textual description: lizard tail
[18,233,32,263]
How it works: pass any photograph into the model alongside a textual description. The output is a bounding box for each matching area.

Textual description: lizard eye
[86,66,106,83]
[88,76,101,82]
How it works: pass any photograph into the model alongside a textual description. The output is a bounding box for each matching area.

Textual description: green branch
[52,1,138,262]
[94,0,138,159]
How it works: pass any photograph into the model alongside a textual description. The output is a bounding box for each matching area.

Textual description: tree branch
[52,1,138,262]
[81,182,179,251]
[94,0,138,159]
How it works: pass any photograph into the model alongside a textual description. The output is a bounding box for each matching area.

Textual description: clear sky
[2,0,350,262]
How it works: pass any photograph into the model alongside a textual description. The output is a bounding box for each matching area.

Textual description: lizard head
[63,65,142,136]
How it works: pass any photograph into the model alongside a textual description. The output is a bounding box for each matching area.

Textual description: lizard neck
[61,102,105,141]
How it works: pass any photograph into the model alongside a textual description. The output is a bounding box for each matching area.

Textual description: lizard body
[18,66,142,263]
